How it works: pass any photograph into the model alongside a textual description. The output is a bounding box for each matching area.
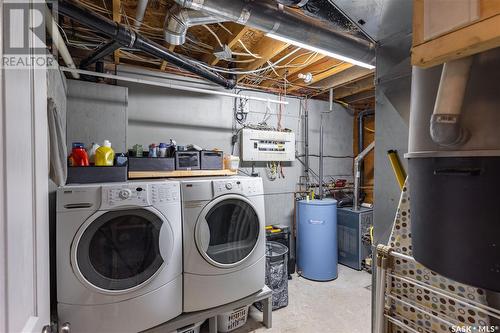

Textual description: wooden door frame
[0,1,50,331]
[0,0,7,330]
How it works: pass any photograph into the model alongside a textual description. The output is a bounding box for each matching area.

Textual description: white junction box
[240,129,295,162]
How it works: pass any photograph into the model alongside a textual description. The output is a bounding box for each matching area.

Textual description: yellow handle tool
[387,150,407,190]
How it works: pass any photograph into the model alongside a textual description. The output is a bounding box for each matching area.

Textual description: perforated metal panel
[337,207,373,270]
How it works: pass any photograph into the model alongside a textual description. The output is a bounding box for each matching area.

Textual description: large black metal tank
[407,48,500,292]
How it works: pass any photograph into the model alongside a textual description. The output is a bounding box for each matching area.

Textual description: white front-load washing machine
[56,180,182,333]
[180,176,266,312]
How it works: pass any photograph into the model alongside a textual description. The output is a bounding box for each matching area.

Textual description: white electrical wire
[217,23,233,35]
[191,47,301,75]
[202,24,224,48]
[237,40,262,59]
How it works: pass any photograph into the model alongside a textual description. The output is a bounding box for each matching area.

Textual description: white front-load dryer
[56,180,182,333]
[180,176,266,312]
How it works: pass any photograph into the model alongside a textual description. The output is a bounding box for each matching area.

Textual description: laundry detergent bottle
[95,140,115,166]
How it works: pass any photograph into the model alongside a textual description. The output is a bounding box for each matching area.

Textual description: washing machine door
[71,207,173,294]
[195,194,260,268]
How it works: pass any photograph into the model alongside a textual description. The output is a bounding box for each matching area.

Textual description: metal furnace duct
[407,47,500,292]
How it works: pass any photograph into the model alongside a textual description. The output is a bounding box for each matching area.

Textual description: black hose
[57,0,236,89]
[276,0,309,6]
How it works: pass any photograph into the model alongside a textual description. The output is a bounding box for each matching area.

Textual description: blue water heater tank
[297,199,338,281]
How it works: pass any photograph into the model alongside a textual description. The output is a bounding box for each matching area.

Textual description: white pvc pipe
[59,67,289,105]
[134,0,149,29]
[433,57,473,117]
[374,256,387,333]
[430,56,473,146]
[45,7,79,79]
[354,141,374,210]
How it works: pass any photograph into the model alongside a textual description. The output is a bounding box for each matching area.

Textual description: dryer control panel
[101,182,180,209]
[212,178,263,197]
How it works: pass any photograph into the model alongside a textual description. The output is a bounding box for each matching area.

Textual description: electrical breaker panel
[240,129,295,162]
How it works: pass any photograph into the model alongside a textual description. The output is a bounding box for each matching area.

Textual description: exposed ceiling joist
[288,62,354,93]
[203,25,251,66]
[237,38,290,82]
[112,0,121,65]
[342,90,375,103]
[160,44,176,71]
[315,66,374,90]
[334,76,374,99]
[259,50,326,88]
[57,0,376,101]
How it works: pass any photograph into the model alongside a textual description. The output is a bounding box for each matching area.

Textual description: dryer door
[71,207,174,294]
[195,195,261,268]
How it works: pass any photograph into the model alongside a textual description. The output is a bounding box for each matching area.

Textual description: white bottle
[87,142,100,165]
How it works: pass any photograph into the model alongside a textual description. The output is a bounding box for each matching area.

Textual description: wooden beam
[287,61,354,93]
[285,58,339,83]
[112,0,121,65]
[259,51,326,88]
[314,67,374,90]
[342,90,375,103]
[411,13,500,67]
[334,76,374,99]
[160,44,176,71]
[203,25,251,66]
[237,37,290,82]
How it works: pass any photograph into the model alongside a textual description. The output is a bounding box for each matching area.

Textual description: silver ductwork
[407,48,500,292]
[168,0,375,66]
[164,4,225,45]
[134,0,149,29]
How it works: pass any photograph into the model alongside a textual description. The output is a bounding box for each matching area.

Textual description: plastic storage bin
[297,199,338,281]
[217,306,249,332]
[255,241,289,311]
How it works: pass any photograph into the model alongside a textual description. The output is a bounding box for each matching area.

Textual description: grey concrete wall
[117,65,354,236]
[66,80,128,153]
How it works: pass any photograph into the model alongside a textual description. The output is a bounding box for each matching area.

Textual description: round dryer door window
[75,209,168,291]
[197,197,260,266]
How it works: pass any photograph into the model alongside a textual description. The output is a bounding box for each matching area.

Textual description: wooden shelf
[412,0,500,68]
[128,169,238,179]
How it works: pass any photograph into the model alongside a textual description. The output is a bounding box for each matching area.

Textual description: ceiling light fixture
[266,32,376,69]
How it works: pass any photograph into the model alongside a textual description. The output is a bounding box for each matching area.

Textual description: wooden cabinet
[412,0,500,67]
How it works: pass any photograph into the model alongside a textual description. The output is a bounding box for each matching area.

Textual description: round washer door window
[76,209,165,291]
[198,198,260,266]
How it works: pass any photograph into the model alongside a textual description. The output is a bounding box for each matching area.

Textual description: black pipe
[357,109,374,195]
[79,41,120,69]
[57,0,236,89]
[276,0,309,6]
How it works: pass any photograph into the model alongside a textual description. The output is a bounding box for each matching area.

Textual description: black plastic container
[175,151,200,170]
[200,150,223,170]
[409,156,500,291]
[67,166,127,184]
[128,157,175,172]
[266,225,295,278]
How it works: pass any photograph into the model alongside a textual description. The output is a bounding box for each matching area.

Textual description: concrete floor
[203,265,372,333]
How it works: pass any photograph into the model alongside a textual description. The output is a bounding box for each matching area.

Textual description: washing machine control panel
[213,178,262,196]
[101,182,180,208]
